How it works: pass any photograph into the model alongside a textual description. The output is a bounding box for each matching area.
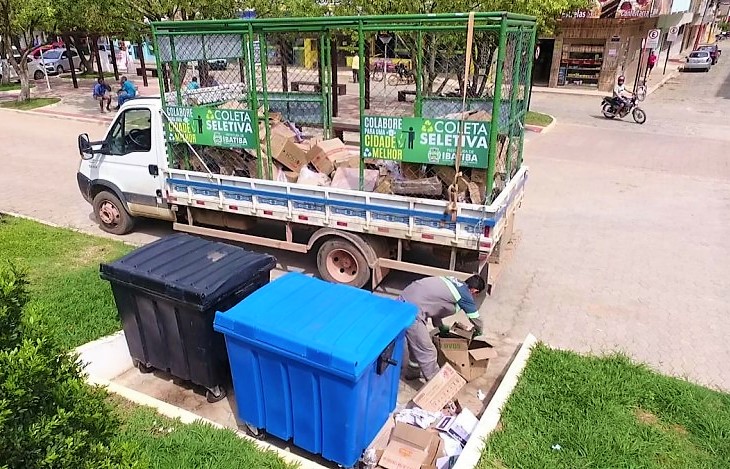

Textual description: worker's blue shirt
[93,83,106,97]
[450,278,478,316]
[187,81,200,90]
[121,81,136,97]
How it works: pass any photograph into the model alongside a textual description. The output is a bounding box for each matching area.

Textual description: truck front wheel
[93,191,134,235]
[316,239,371,288]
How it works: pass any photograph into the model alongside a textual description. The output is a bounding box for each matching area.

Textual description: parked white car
[0,57,46,81]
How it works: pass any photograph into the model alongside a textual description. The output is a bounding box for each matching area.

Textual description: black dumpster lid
[100,233,277,310]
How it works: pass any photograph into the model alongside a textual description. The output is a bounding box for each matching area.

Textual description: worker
[400,275,486,381]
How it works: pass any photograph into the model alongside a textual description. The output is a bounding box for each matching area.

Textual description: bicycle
[369,61,384,82]
[387,63,415,86]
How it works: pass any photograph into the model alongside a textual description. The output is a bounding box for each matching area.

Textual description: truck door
[91,106,165,215]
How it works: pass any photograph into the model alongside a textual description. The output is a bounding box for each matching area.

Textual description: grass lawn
[113,398,296,469]
[0,82,22,91]
[0,97,60,110]
[0,215,132,348]
[525,111,554,127]
[479,344,730,469]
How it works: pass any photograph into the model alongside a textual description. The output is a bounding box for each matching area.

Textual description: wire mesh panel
[151,14,536,203]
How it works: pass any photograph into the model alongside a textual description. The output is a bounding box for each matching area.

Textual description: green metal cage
[151,12,537,203]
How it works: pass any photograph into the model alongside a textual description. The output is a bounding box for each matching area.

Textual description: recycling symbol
[421,120,434,133]
[363,148,372,158]
[206,110,214,120]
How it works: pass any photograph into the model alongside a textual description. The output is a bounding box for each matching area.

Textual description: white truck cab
[77,98,175,234]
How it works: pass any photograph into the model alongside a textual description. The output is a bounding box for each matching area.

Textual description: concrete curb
[531,87,605,97]
[0,211,144,247]
[526,114,557,134]
[647,68,680,96]
[0,106,111,125]
[452,333,538,469]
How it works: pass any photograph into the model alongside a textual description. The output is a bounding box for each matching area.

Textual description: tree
[50,0,137,76]
[335,0,588,96]
[0,0,52,101]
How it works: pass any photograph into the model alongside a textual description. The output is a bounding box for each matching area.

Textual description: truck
[76,12,536,291]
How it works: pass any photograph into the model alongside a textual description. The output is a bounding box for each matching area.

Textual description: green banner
[361,116,490,168]
[165,105,257,149]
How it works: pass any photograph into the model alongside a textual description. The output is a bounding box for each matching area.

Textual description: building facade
[543,0,713,92]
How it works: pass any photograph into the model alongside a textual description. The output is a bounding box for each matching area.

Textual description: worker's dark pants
[405,312,439,380]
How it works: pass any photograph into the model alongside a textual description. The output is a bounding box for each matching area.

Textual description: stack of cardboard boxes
[366,325,497,469]
[176,108,513,204]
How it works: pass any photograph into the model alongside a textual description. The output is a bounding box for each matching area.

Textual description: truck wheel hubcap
[326,249,358,283]
[99,201,120,226]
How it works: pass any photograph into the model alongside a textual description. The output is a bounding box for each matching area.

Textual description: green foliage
[0,266,133,469]
[479,344,730,469]
[0,265,27,351]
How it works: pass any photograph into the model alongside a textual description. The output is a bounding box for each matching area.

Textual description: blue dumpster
[213,273,417,468]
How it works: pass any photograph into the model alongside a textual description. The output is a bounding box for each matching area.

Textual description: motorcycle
[601,95,646,124]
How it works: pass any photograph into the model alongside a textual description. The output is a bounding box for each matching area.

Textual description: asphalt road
[1,56,728,389]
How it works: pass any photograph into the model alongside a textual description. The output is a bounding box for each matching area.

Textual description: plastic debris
[477,389,486,401]
[395,408,442,429]
[552,444,562,451]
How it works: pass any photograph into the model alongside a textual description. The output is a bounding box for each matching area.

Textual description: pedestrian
[400,275,486,381]
[93,77,112,113]
[187,76,200,90]
[351,54,360,83]
[115,76,137,109]
[647,51,658,76]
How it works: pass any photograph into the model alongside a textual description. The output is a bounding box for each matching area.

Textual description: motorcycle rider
[613,75,633,116]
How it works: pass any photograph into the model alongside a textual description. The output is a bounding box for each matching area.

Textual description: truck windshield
[108,109,152,154]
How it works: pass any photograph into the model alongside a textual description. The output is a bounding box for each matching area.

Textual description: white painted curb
[540,115,557,134]
[452,333,538,469]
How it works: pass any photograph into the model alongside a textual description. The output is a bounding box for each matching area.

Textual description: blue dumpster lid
[100,233,276,311]
[214,273,418,380]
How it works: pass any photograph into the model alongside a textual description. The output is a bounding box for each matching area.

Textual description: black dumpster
[100,233,276,402]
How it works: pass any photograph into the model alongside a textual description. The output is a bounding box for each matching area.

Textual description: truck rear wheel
[93,191,134,235]
[316,239,371,288]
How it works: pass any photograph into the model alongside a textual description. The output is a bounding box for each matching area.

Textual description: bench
[291,80,347,96]
[136,67,158,78]
[397,90,416,102]
[332,120,360,141]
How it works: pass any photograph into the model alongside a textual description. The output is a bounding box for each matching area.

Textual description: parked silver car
[41,48,84,75]
[684,51,712,72]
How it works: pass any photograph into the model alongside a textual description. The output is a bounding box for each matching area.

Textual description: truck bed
[165,165,527,254]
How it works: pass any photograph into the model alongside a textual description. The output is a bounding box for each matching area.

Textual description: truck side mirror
[78,133,93,160]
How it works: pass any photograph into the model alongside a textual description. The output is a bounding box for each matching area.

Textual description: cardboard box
[333,154,361,170]
[308,138,351,175]
[378,423,443,469]
[433,326,497,382]
[268,133,310,172]
[330,167,379,192]
[412,364,466,412]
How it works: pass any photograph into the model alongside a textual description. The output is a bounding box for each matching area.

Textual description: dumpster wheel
[206,385,227,403]
[243,423,267,440]
[134,359,154,374]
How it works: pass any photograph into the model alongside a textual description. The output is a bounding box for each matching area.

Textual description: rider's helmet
[617,75,625,85]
